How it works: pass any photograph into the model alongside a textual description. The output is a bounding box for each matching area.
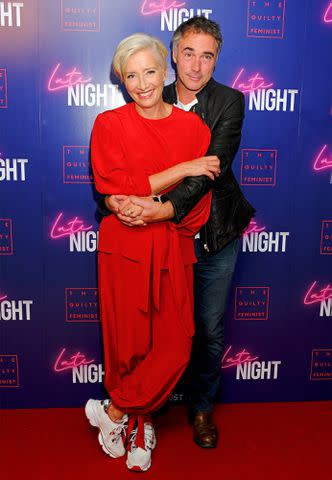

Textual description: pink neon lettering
[140,0,186,15]
[221,345,259,369]
[313,145,332,171]
[323,2,332,22]
[232,68,273,94]
[0,295,8,302]
[50,212,93,239]
[47,63,92,92]
[304,281,332,305]
[243,220,266,235]
[53,348,95,372]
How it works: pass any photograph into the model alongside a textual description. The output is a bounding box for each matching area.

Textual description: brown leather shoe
[192,412,218,448]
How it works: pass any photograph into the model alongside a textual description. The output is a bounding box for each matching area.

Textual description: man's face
[172,31,218,94]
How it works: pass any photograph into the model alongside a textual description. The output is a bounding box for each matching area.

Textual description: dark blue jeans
[189,237,240,413]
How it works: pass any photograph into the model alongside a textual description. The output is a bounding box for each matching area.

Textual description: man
[98,17,254,448]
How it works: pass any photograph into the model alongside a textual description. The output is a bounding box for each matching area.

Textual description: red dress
[91,102,211,418]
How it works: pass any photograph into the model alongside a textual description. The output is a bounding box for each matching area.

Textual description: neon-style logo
[324,2,332,23]
[304,281,332,306]
[47,63,92,92]
[0,295,8,301]
[53,348,95,372]
[232,68,273,94]
[50,212,93,239]
[243,219,266,235]
[141,0,186,15]
[313,145,332,171]
[221,345,259,369]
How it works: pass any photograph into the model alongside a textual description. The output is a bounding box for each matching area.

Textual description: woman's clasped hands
[105,154,220,227]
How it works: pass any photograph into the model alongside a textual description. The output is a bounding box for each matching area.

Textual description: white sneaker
[85,399,128,458]
[126,423,156,472]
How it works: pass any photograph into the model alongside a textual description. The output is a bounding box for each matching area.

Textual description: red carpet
[1,402,331,480]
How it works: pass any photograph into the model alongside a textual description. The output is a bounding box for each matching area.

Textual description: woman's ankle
[107,403,125,422]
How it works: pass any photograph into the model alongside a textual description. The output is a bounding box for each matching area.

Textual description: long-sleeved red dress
[91,102,211,420]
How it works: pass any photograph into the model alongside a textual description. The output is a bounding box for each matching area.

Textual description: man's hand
[105,195,129,214]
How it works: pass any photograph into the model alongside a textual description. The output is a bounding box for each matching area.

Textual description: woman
[85,33,219,472]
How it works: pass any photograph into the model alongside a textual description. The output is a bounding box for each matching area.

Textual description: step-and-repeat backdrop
[0,1,331,408]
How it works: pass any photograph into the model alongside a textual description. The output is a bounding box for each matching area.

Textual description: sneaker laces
[128,425,154,451]
[143,426,155,450]
[110,420,127,444]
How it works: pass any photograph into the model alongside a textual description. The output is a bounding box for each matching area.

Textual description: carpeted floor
[1,401,331,480]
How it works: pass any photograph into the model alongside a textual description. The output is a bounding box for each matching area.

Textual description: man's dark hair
[172,16,223,55]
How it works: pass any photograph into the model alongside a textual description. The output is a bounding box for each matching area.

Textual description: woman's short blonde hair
[112,33,168,81]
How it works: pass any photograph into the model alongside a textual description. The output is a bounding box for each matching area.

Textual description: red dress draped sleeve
[91,113,152,196]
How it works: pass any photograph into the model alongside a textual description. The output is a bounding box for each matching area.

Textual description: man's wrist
[159,200,174,220]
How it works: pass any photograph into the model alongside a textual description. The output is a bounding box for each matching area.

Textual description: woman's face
[123,48,165,114]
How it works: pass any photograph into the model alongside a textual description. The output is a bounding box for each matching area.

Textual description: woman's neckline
[131,102,174,122]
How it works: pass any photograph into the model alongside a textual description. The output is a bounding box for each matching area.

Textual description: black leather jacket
[161,78,255,256]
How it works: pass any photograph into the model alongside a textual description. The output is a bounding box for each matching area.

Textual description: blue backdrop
[0,0,331,409]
